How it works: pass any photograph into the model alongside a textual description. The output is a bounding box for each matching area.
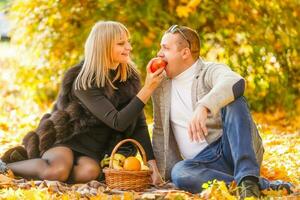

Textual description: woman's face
[111,33,132,69]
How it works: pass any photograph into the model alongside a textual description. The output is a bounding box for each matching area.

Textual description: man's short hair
[166,25,200,60]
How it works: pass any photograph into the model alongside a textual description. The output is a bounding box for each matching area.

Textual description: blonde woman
[1,21,164,184]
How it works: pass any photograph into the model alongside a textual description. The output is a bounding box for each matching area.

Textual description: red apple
[150,58,168,73]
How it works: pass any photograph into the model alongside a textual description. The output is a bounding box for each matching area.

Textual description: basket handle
[109,139,148,169]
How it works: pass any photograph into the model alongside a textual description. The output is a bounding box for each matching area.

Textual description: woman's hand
[148,159,164,186]
[151,169,164,186]
[136,58,165,104]
[144,58,165,91]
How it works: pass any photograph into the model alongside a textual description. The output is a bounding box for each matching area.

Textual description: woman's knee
[75,157,101,181]
[80,163,100,180]
[40,164,71,182]
[40,147,74,182]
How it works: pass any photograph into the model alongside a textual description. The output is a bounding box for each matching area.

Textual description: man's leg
[171,139,235,193]
[220,97,263,198]
[220,96,293,197]
[170,95,259,194]
[221,96,262,184]
[171,97,292,195]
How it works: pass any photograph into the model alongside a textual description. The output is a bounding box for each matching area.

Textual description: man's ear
[181,48,192,60]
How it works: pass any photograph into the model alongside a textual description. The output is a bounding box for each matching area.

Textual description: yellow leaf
[111,195,121,200]
[0,174,13,184]
[123,192,134,200]
[176,6,192,18]
[187,0,201,9]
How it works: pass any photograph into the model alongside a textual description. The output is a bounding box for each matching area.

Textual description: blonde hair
[75,21,137,90]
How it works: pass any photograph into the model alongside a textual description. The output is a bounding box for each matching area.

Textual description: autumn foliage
[0,0,300,199]
[6,0,300,113]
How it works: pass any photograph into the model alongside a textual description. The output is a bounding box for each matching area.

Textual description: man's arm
[188,63,245,142]
[197,63,245,116]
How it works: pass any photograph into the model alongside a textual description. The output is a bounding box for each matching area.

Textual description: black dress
[60,70,155,163]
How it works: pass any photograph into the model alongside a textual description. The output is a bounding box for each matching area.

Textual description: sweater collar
[173,59,199,81]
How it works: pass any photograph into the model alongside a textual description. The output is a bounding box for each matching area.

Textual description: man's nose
[157,49,163,57]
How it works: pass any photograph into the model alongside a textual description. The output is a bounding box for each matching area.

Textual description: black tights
[7,146,101,183]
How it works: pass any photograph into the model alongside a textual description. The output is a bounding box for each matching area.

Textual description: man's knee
[221,97,252,124]
[171,160,186,176]
[171,170,190,189]
[171,161,207,193]
[225,97,248,113]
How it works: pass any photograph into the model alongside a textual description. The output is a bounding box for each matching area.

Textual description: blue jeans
[171,97,275,193]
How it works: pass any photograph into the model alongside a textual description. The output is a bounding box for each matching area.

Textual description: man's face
[157,33,186,78]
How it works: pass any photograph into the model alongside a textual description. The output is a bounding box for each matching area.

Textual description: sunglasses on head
[167,25,191,49]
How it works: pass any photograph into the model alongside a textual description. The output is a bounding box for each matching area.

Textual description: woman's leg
[68,156,100,183]
[7,146,73,182]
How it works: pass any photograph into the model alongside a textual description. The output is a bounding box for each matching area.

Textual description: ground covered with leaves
[0,116,299,199]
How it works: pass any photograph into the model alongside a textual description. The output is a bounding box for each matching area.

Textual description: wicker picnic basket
[103,139,152,191]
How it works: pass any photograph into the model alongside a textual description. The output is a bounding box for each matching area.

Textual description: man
[151,25,292,198]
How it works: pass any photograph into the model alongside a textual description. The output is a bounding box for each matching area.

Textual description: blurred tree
[0,0,9,10]
[8,0,300,115]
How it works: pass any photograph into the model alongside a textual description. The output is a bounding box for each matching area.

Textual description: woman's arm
[74,59,165,132]
[130,111,164,185]
[130,111,154,160]
[74,88,145,132]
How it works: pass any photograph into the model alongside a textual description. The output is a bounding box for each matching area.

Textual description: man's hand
[188,105,209,142]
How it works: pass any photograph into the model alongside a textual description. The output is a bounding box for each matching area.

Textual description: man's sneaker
[239,179,261,199]
[0,159,8,174]
[269,180,294,194]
